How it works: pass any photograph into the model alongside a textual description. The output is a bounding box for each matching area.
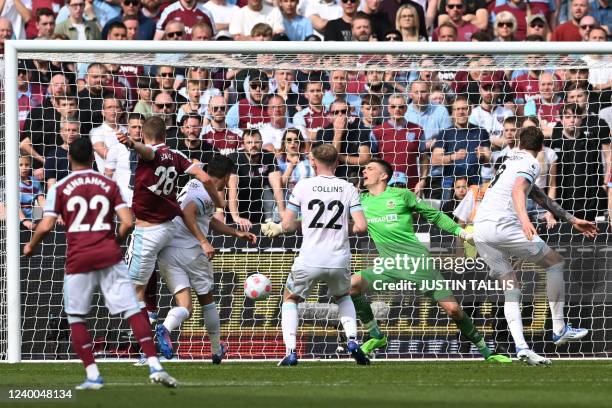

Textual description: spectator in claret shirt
[551,0,589,41]
[17,61,44,133]
[432,0,479,41]
[0,18,13,56]
[436,21,458,41]
[525,13,550,40]
[154,0,216,40]
[34,8,56,39]
[492,11,517,41]
[435,0,489,31]
[293,79,329,142]
[524,72,563,136]
[202,95,241,156]
[226,70,271,129]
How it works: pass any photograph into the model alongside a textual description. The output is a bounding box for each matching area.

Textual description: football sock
[85,364,100,381]
[281,302,298,354]
[163,306,190,332]
[547,262,566,335]
[352,294,384,339]
[128,312,157,359]
[70,322,96,370]
[453,312,491,358]
[202,303,221,355]
[337,295,357,341]
[504,288,529,350]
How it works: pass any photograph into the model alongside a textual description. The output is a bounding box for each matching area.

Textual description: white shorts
[127,221,176,285]
[285,258,350,299]
[64,262,139,316]
[158,245,214,296]
[474,219,551,278]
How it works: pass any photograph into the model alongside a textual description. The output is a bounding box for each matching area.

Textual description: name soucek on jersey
[287,175,362,269]
[131,143,196,224]
[43,170,127,274]
[474,149,541,223]
[170,179,216,248]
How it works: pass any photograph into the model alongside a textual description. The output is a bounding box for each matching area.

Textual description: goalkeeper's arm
[413,197,472,242]
[261,205,300,237]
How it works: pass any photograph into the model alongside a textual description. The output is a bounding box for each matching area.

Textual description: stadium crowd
[1,0,611,230]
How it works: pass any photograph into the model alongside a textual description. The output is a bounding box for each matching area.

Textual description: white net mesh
[1,48,611,361]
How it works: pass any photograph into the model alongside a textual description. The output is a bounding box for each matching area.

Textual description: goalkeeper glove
[261,221,284,238]
[458,229,475,245]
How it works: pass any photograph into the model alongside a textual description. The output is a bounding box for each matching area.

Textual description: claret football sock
[128,312,158,359]
[70,322,96,368]
[352,294,383,339]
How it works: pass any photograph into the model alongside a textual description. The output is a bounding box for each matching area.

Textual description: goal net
[1,41,611,362]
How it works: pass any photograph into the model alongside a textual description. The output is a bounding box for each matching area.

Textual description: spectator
[105,20,128,39]
[155,66,188,104]
[152,91,179,136]
[491,0,528,40]
[351,12,374,41]
[278,128,315,197]
[90,96,126,173]
[589,0,611,35]
[435,0,489,31]
[524,71,563,136]
[178,67,222,114]
[469,76,513,142]
[162,19,186,40]
[359,94,383,153]
[228,0,284,40]
[362,0,393,40]
[17,61,44,132]
[56,0,121,28]
[583,27,612,92]
[34,7,55,39]
[511,54,547,103]
[104,126,133,204]
[549,103,610,220]
[525,13,550,40]
[226,70,270,129]
[78,63,109,135]
[322,70,362,114]
[125,112,143,193]
[316,99,372,182]
[436,21,458,41]
[154,0,216,40]
[280,0,313,41]
[270,69,299,117]
[440,176,469,221]
[0,18,12,55]
[433,97,491,200]
[141,0,162,20]
[0,0,31,40]
[25,1,63,39]
[169,114,219,188]
[293,80,329,141]
[258,94,293,151]
[396,3,426,41]
[491,115,518,162]
[324,0,360,41]
[54,0,102,40]
[228,129,284,227]
[177,79,206,125]
[203,0,239,32]
[123,14,139,40]
[299,0,343,37]
[551,0,589,41]
[250,22,273,40]
[133,75,155,117]
[202,95,242,156]
[406,80,452,148]
[190,20,214,40]
[102,0,156,40]
[18,156,45,231]
[372,93,424,191]
[493,10,518,41]
[433,0,479,41]
[578,14,599,40]
[380,0,428,38]
[45,117,81,190]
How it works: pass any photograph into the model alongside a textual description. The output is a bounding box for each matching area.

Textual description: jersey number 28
[152,166,178,196]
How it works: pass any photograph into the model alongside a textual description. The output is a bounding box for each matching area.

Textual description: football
[244,273,272,301]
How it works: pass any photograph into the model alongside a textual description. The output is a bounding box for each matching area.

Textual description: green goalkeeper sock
[351,294,384,340]
[454,313,492,359]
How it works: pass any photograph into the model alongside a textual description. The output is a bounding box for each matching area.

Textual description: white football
[244,273,272,301]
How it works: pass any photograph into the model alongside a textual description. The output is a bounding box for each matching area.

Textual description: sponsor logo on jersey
[386,200,396,209]
[367,213,398,223]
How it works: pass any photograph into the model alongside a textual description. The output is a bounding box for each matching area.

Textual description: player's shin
[351,293,383,340]
[453,311,492,359]
[202,302,221,355]
[163,306,190,331]
[337,295,358,341]
[546,262,566,336]
[126,309,162,370]
[504,288,529,350]
[281,302,298,354]
[69,320,99,379]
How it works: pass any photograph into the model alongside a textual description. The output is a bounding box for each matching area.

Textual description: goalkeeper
[352,159,510,362]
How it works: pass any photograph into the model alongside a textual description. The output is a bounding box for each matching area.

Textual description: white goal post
[2,40,611,363]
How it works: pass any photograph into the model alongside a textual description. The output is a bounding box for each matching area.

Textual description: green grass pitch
[1,361,611,408]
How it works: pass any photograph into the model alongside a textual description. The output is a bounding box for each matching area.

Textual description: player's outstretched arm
[187,166,226,210]
[529,185,598,238]
[262,207,299,238]
[412,193,473,242]
[182,201,215,260]
[117,132,155,161]
[115,206,134,244]
[210,217,257,244]
[23,215,56,256]
[512,177,537,241]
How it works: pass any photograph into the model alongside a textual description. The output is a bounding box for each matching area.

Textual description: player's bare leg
[197,293,227,364]
[350,275,387,356]
[156,288,192,359]
[534,250,588,346]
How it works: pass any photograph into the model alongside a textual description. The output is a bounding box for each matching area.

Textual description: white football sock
[547,262,566,335]
[147,356,162,371]
[281,302,298,354]
[85,363,100,381]
[202,303,221,355]
[163,306,190,332]
[504,289,529,350]
[337,295,357,341]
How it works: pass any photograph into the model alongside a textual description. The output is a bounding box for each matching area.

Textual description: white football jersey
[474,150,541,223]
[170,179,215,248]
[288,175,362,268]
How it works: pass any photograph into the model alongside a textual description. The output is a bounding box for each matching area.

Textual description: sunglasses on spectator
[497,22,514,28]
[158,72,174,78]
[331,109,348,115]
[155,103,174,109]
[123,0,139,5]
[341,0,358,4]
[385,35,401,41]
[580,24,595,29]
[210,106,226,112]
[250,82,268,90]
[166,31,184,38]
[447,4,464,9]
[530,21,545,28]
